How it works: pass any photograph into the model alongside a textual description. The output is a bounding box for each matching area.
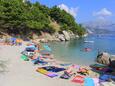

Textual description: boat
[84,41,94,43]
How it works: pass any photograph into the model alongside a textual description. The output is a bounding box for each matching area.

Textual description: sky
[31,0,115,23]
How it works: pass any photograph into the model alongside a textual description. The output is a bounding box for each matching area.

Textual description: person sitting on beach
[64,65,76,77]
[77,67,89,75]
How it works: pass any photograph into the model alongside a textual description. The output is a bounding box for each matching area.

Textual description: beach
[0,40,115,86]
[0,44,79,86]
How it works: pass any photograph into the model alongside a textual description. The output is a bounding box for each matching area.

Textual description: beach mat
[71,75,84,84]
[90,64,107,68]
[42,66,65,72]
[31,58,48,65]
[84,77,95,86]
[99,74,115,81]
[60,73,71,79]
[36,68,58,78]
[21,55,29,61]
[43,44,52,52]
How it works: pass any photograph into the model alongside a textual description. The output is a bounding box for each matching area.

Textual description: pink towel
[93,78,100,86]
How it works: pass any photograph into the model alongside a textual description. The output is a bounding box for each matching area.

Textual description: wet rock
[96,52,111,65]
[96,52,115,69]
[58,34,65,41]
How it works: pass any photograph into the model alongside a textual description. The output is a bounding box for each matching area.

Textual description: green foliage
[50,6,85,36]
[0,0,85,36]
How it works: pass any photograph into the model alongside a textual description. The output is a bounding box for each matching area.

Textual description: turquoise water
[48,34,115,65]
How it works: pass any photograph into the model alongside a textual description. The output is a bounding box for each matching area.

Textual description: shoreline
[0,42,114,86]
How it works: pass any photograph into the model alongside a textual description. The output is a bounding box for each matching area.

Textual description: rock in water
[62,31,70,41]
[96,52,111,65]
[58,34,65,41]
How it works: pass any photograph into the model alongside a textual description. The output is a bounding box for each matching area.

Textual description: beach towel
[100,82,115,86]
[100,74,115,81]
[71,75,84,84]
[21,55,29,61]
[43,44,52,52]
[84,77,95,86]
[42,66,65,72]
[92,78,100,86]
[32,57,47,65]
[60,63,72,66]
[100,74,111,81]
[60,73,71,79]
[90,64,107,69]
[36,68,58,78]
[46,72,58,78]
[36,68,48,75]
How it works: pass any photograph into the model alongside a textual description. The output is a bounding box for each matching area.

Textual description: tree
[0,0,86,36]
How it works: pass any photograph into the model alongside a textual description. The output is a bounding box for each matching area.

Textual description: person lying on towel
[60,65,76,79]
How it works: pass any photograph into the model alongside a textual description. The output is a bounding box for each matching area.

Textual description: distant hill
[83,20,115,34]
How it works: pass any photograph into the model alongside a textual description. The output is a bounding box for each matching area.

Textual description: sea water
[48,34,115,65]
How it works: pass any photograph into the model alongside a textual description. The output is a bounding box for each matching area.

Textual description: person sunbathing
[64,65,76,76]
[77,67,89,75]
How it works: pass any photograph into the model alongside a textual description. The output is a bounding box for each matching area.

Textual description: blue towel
[43,44,52,52]
[84,77,94,86]
[100,74,115,81]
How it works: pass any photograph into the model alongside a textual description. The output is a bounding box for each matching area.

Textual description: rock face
[58,34,65,41]
[32,31,78,42]
[62,31,70,41]
[96,52,111,65]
